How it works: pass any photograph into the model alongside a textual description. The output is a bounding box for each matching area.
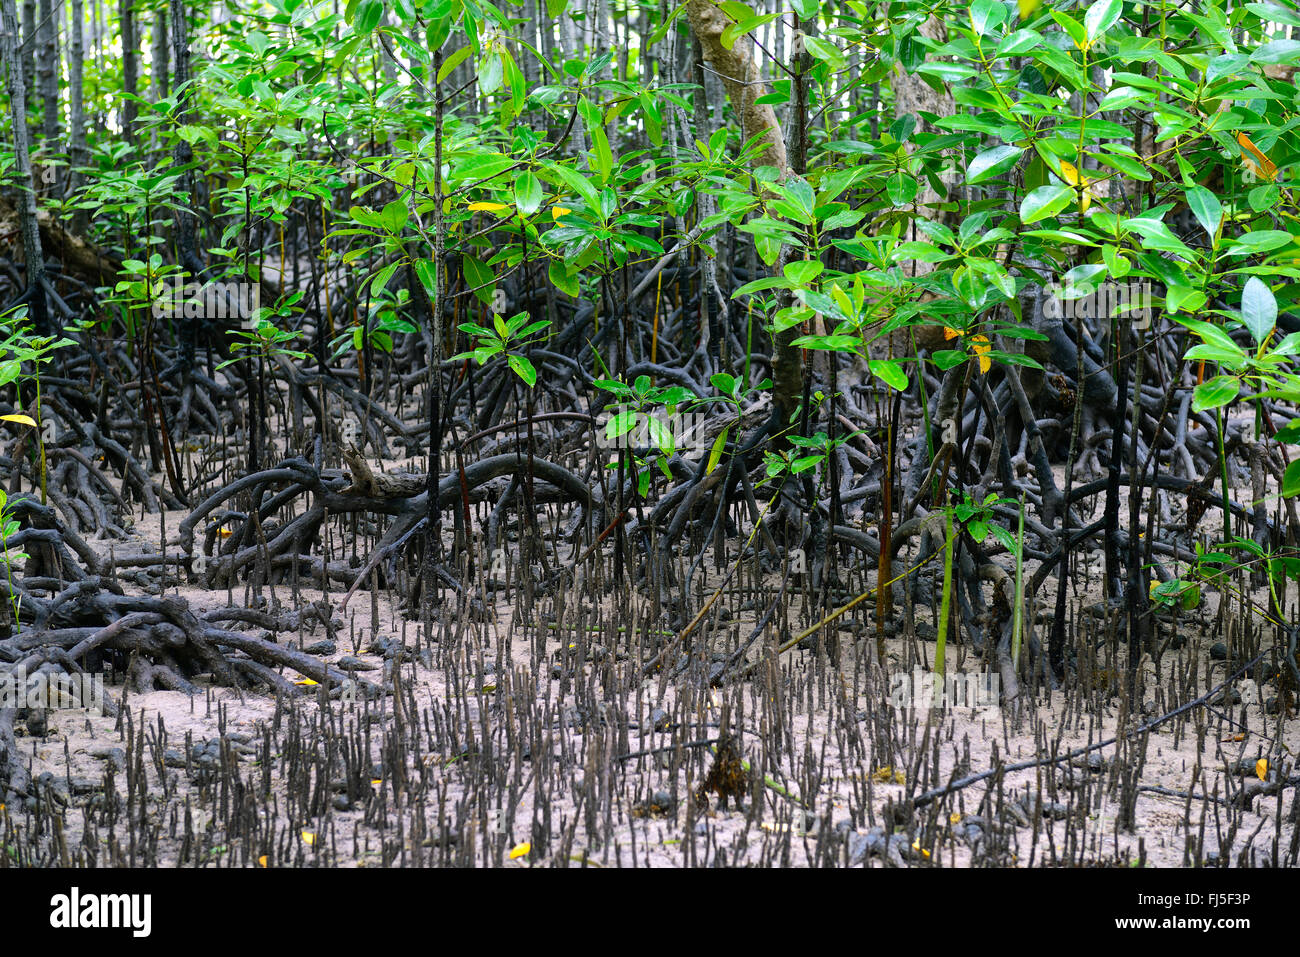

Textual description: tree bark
[686,0,800,431]
[684,0,787,175]
[1,0,49,329]
[891,15,958,271]
[36,0,58,184]
[151,4,168,100]
[68,0,88,232]
[120,0,138,142]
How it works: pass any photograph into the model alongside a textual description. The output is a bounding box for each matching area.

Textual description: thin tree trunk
[68,0,88,231]
[422,40,446,624]
[686,0,799,431]
[1,0,49,329]
[891,15,958,255]
[36,0,58,177]
[170,0,203,369]
[120,0,137,142]
[151,4,168,99]
[19,0,32,97]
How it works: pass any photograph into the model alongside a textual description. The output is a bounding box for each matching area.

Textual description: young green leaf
[1239,276,1277,346]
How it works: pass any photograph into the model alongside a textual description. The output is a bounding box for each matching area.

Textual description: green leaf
[355,0,383,33]
[967,145,1022,185]
[1240,276,1277,346]
[1177,317,1244,355]
[1184,344,1249,370]
[970,0,1007,36]
[1192,375,1239,412]
[1225,231,1296,256]
[791,334,862,351]
[463,256,495,305]
[1163,286,1204,317]
[646,414,674,456]
[783,259,823,285]
[932,349,967,370]
[515,171,543,216]
[1020,184,1074,224]
[1185,185,1222,241]
[438,45,473,82]
[507,354,537,387]
[1252,39,1300,65]
[706,428,729,475]
[869,359,909,391]
[607,408,637,440]
[414,260,438,299]
[886,172,919,206]
[589,123,615,184]
[1283,458,1300,497]
[1084,0,1122,43]
[803,35,846,70]
[711,372,737,395]
[549,259,579,297]
[543,161,602,212]
[794,289,851,323]
[1273,418,1300,444]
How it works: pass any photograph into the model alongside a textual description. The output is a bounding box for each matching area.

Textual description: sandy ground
[4,436,1297,868]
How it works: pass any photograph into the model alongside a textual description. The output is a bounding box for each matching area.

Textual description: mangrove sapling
[0,309,76,504]
[0,490,28,629]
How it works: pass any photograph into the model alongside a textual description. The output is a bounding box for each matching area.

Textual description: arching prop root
[176,450,598,600]
[0,581,380,799]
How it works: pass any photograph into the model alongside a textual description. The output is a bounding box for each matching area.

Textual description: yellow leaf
[911,840,931,859]
[1236,131,1277,182]
[971,335,991,375]
[468,201,509,212]
[301,831,316,846]
[509,841,531,859]
[552,206,572,220]
[872,765,906,785]
[295,677,319,686]
[0,414,37,427]
[949,812,962,825]
[1256,758,1268,781]
[706,427,729,476]
[1017,0,1040,18]
[1059,162,1095,213]
[371,779,382,786]
[258,855,268,868]
[943,327,961,340]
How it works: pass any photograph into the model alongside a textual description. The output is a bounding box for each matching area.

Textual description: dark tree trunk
[68,0,88,231]
[1,0,49,330]
[120,0,138,142]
